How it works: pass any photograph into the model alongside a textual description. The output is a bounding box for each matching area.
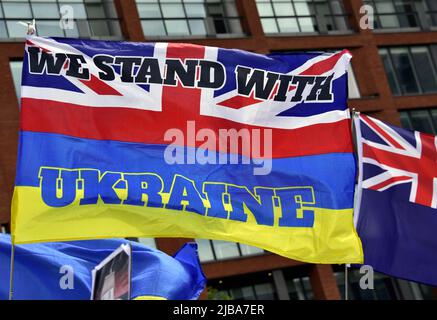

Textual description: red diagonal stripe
[299,50,350,76]
[361,115,405,150]
[368,175,411,191]
[79,74,122,96]
[217,92,263,109]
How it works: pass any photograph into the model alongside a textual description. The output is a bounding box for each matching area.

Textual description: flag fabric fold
[354,113,437,286]
[0,234,206,300]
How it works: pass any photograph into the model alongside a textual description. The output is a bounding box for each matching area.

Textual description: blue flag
[354,114,437,286]
[0,234,206,300]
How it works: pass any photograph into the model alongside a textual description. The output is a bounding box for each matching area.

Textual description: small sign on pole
[91,243,132,300]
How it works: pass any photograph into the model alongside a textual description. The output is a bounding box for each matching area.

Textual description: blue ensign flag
[0,234,206,300]
[354,114,437,286]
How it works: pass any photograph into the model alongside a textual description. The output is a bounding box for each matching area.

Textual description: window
[365,0,420,29]
[285,276,313,300]
[137,237,157,249]
[379,46,437,95]
[282,267,314,300]
[335,266,436,300]
[256,0,351,35]
[136,0,243,37]
[400,108,437,134]
[365,0,437,30]
[196,239,264,262]
[9,60,22,102]
[335,268,399,300]
[209,271,278,300]
[0,0,122,38]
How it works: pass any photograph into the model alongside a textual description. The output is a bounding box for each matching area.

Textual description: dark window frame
[0,0,122,39]
[379,46,437,96]
[137,0,244,38]
[197,239,265,262]
[255,0,352,35]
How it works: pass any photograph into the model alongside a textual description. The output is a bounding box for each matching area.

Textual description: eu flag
[0,234,206,300]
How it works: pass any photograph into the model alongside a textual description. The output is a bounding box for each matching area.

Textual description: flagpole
[9,243,15,300]
[345,264,348,301]
[8,19,35,301]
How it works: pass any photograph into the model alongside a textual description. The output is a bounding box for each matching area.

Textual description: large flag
[354,114,437,285]
[0,234,206,300]
[12,36,362,263]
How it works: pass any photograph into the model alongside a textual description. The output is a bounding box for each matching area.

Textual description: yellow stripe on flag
[11,186,363,264]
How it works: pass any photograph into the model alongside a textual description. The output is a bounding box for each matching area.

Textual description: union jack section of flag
[355,114,437,210]
[21,36,351,132]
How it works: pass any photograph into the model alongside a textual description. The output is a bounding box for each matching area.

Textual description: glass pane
[37,21,65,37]
[185,4,206,18]
[431,109,437,131]
[295,2,312,15]
[89,20,110,36]
[141,20,166,36]
[226,18,243,34]
[212,17,228,34]
[3,3,32,18]
[298,17,316,32]
[272,2,294,17]
[32,3,60,19]
[0,21,7,38]
[6,21,26,38]
[286,279,300,300]
[137,4,162,18]
[230,286,256,300]
[277,17,299,33]
[9,61,23,102]
[254,283,275,300]
[239,243,264,256]
[165,19,190,35]
[410,47,437,93]
[291,278,307,300]
[86,3,106,19]
[212,240,240,259]
[376,2,396,13]
[188,19,207,35]
[390,48,420,94]
[75,19,92,38]
[379,14,401,28]
[222,1,239,17]
[70,3,88,19]
[260,18,278,33]
[65,21,80,37]
[161,4,186,18]
[397,12,419,28]
[137,238,156,248]
[399,112,413,130]
[409,110,435,134]
[380,49,401,95]
[196,239,214,262]
[256,2,274,17]
[301,277,313,300]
